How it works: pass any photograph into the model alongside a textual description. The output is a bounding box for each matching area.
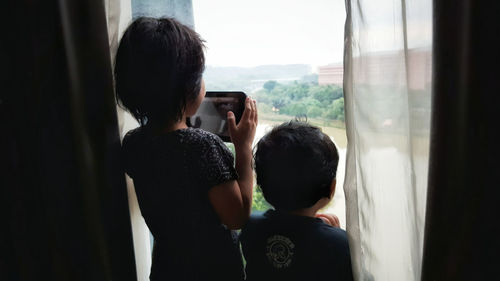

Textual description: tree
[282,102,307,116]
[332,86,343,100]
[307,106,324,118]
[324,107,335,120]
[331,97,345,121]
[303,97,321,108]
[310,85,343,105]
[301,73,319,84]
[254,89,271,104]
[286,81,309,100]
[252,186,271,212]
[271,97,289,109]
[263,80,278,92]
[323,97,345,121]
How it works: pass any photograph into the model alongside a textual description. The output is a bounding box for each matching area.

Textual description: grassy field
[257,112,348,148]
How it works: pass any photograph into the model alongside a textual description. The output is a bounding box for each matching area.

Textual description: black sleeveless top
[122,127,243,281]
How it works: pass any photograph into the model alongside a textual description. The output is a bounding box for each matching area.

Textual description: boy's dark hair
[254,121,339,211]
[114,17,205,126]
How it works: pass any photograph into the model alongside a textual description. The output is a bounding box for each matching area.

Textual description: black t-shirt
[122,127,243,281]
[240,210,354,281]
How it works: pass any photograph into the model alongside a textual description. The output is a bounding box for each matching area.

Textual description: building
[317,48,432,90]
[318,63,343,85]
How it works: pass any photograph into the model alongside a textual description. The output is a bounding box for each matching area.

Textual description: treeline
[254,80,345,122]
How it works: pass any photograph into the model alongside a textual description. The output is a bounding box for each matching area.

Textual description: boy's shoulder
[242,210,348,244]
[241,210,353,281]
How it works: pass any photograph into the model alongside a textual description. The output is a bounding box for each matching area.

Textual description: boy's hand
[316,213,340,228]
[227,97,257,149]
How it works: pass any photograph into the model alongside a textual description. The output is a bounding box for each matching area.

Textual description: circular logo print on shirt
[266,235,295,269]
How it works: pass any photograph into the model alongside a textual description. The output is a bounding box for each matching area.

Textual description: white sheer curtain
[105,2,154,281]
[343,0,432,280]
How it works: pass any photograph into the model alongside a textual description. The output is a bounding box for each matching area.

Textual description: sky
[192,0,346,69]
[191,0,432,69]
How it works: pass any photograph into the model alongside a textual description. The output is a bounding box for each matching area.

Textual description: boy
[240,121,353,281]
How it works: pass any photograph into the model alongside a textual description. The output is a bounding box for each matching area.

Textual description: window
[193,0,348,227]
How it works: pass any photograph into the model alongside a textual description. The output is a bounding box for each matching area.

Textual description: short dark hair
[254,121,339,211]
[114,17,205,126]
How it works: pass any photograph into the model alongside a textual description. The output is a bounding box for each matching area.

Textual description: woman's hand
[212,97,257,229]
[316,213,340,228]
[227,97,257,150]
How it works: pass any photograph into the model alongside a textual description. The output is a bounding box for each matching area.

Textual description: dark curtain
[421,1,500,280]
[0,0,136,280]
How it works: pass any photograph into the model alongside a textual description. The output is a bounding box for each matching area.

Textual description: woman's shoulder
[121,127,227,153]
[123,126,221,144]
[122,127,145,152]
[121,127,148,177]
[181,127,220,139]
[178,128,225,147]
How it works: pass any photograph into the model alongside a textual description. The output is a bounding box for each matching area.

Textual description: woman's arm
[208,98,257,229]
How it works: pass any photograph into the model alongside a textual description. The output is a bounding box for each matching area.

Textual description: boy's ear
[329,178,337,198]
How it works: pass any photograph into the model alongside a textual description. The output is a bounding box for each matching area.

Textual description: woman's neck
[168,120,188,131]
[148,116,188,134]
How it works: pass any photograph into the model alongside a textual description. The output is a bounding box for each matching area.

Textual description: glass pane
[193,0,348,227]
[131,0,195,27]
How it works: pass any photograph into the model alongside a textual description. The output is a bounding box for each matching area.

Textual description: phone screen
[189,91,246,142]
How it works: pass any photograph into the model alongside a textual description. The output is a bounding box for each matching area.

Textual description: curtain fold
[343,0,432,280]
[1,0,136,280]
[421,1,500,280]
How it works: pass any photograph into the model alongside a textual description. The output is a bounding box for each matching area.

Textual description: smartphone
[188,91,247,142]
